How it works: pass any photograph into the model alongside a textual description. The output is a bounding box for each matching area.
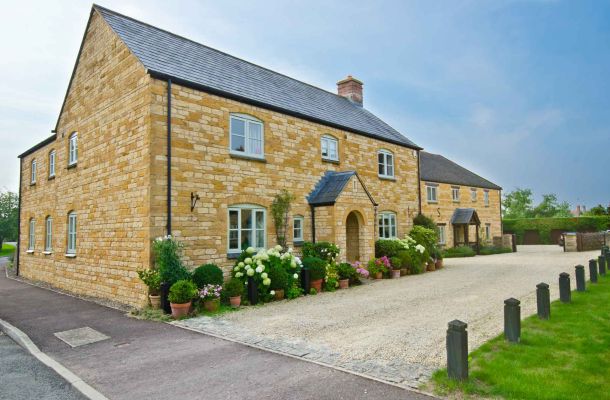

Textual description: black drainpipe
[310,205,316,243]
[15,158,22,276]
[416,150,422,217]
[166,79,172,235]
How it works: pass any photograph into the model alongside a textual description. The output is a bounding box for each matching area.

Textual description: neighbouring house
[419,152,502,250]
[16,5,423,306]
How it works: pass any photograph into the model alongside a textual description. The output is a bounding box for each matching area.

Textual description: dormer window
[321,135,338,161]
[230,114,264,159]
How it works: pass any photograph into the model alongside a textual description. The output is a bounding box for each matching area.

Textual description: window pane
[241,230,252,249]
[256,229,264,248]
[231,133,245,152]
[231,118,246,152]
[241,209,252,229]
[248,122,263,155]
[329,140,337,159]
[229,230,239,250]
[255,211,264,230]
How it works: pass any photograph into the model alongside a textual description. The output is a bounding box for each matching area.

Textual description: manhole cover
[54,327,110,348]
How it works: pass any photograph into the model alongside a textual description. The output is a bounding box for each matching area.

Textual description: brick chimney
[337,75,363,106]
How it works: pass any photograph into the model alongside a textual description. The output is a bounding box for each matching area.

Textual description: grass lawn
[431,273,610,400]
[0,243,15,257]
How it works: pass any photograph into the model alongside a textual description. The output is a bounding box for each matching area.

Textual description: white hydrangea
[246,247,255,254]
[234,265,240,271]
[416,244,426,254]
[247,268,255,276]
[238,262,245,268]
[293,273,299,279]
[255,266,263,273]
[290,261,297,268]
[263,278,271,286]
[244,258,252,265]
[270,290,275,296]
[261,272,268,279]
[274,245,282,252]
[235,272,243,278]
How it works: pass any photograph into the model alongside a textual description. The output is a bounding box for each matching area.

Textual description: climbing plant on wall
[271,189,295,248]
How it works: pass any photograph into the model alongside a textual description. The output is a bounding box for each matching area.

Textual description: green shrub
[137,269,161,295]
[302,241,340,262]
[409,226,438,253]
[286,282,304,299]
[409,262,425,275]
[267,263,289,291]
[309,288,318,295]
[413,213,437,231]
[337,262,357,280]
[390,256,402,270]
[397,250,412,269]
[153,237,190,286]
[443,246,476,258]
[168,279,197,304]
[303,256,327,280]
[192,263,224,288]
[479,246,513,255]
[503,216,610,244]
[375,239,404,258]
[223,278,244,298]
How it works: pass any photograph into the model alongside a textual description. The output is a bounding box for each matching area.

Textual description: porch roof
[307,171,377,207]
[450,208,480,225]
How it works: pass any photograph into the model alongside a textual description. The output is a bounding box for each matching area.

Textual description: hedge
[503,216,610,245]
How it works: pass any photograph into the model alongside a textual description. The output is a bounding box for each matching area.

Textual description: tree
[502,188,534,218]
[532,194,571,218]
[0,190,19,249]
[584,204,609,216]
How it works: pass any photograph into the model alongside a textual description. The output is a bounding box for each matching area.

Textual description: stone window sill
[293,240,304,247]
[227,253,240,260]
[48,175,55,181]
[26,250,34,254]
[229,152,266,163]
[321,158,339,165]
[65,253,76,258]
[29,182,36,187]
[378,175,396,181]
[67,163,77,170]
[427,201,438,204]
[43,251,53,255]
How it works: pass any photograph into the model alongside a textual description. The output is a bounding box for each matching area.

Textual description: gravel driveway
[177,245,599,387]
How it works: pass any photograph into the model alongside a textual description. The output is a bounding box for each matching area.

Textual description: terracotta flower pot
[229,296,241,308]
[274,289,285,300]
[400,268,408,277]
[435,259,443,269]
[391,269,401,279]
[374,272,383,280]
[170,301,191,319]
[338,279,349,289]
[203,298,220,312]
[149,295,161,309]
[310,279,323,292]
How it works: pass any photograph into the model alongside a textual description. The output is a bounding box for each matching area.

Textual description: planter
[400,268,408,277]
[391,269,401,279]
[435,259,443,269]
[170,301,191,319]
[274,289,285,300]
[203,298,220,312]
[374,272,383,280]
[229,296,241,308]
[149,295,161,309]
[338,279,349,289]
[310,279,323,293]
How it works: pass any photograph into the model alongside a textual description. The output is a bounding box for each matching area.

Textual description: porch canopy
[450,208,481,253]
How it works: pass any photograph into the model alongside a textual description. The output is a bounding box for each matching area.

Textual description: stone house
[419,152,502,250]
[16,5,425,306]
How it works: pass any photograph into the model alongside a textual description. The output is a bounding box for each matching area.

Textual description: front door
[346,212,360,262]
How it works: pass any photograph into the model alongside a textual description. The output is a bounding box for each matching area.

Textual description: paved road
[0,332,85,400]
[0,260,432,400]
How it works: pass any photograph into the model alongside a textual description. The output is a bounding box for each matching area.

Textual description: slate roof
[308,171,356,206]
[420,152,501,190]
[450,208,480,225]
[93,5,420,150]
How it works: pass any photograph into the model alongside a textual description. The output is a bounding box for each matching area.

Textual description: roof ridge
[93,4,359,104]
[424,152,500,188]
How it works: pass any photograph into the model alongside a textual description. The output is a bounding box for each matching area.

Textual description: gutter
[15,158,22,276]
[167,79,172,235]
[310,205,316,243]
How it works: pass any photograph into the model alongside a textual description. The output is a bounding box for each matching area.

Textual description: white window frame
[227,205,266,254]
[438,225,446,245]
[452,186,460,202]
[485,224,491,240]
[49,150,56,178]
[470,188,477,202]
[293,216,304,242]
[378,211,397,239]
[426,184,438,203]
[45,217,53,252]
[229,114,264,159]
[484,190,490,206]
[28,219,35,250]
[68,132,78,166]
[321,135,339,161]
[377,150,395,178]
[31,159,37,184]
[67,212,77,255]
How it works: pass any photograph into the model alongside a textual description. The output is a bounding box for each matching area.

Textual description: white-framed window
[293,215,304,242]
[68,132,78,165]
[228,205,266,253]
[229,114,264,158]
[28,219,35,250]
[452,186,460,202]
[49,150,56,178]
[45,216,53,251]
[426,184,438,202]
[471,188,477,202]
[67,212,77,254]
[378,150,394,178]
[321,135,339,161]
[438,224,446,245]
[484,190,490,206]
[378,212,397,239]
[30,159,37,184]
[485,223,491,240]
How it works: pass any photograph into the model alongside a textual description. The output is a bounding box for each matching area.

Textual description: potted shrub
[192,263,224,288]
[168,279,197,319]
[390,256,402,279]
[433,248,444,269]
[367,256,390,279]
[427,257,436,272]
[200,284,222,312]
[267,263,289,300]
[337,262,356,289]
[397,250,410,276]
[223,278,243,308]
[137,269,162,309]
[303,256,326,292]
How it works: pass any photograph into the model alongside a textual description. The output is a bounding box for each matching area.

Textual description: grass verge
[0,243,15,257]
[430,274,610,400]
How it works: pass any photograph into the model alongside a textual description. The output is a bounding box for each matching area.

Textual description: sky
[1,0,609,207]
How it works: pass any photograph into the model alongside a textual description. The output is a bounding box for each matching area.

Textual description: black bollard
[536,283,551,320]
[559,273,571,303]
[575,265,586,291]
[504,298,521,343]
[446,320,468,381]
[598,255,607,276]
[589,259,598,283]
[247,276,258,305]
[160,282,172,314]
[301,268,311,295]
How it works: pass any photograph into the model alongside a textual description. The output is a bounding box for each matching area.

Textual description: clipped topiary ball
[192,263,224,288]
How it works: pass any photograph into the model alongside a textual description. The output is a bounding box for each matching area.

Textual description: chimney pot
[337,75,363,106]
